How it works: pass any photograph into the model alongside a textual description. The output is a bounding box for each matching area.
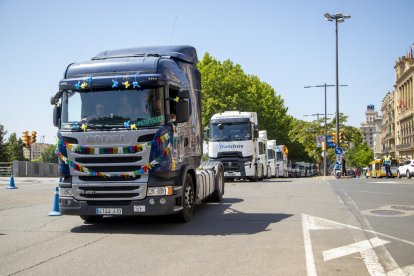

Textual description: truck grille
[222,161,242,172]
[73,184,146,201]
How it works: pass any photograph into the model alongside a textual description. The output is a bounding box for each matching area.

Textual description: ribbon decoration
[61,131,171,155]
[57,124,174,178]
[58,143,172,178]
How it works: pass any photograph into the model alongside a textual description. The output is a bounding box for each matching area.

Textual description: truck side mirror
[204,126,209,140]
[53,105,61,127]
[254,126,259,138]
[176,100,189,123]
[178,89,190,99]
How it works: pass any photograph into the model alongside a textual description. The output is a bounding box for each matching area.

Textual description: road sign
[334,147,343,155]
[326,135,335,148]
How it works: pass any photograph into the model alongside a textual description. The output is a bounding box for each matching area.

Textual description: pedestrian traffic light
[22,131,30,147]
[31,131,37,144]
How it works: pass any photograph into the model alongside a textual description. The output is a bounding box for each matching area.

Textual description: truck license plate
[96,208,122,215]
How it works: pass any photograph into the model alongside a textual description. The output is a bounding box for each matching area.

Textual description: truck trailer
[51,45,224,222]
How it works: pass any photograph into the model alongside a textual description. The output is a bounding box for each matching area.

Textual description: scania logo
[86,134,127,144]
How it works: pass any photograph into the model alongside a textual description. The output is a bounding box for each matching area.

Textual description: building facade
[380,91,396,157]
[360,105,382,158]
[23,143,52,161]
[395,56,414,160]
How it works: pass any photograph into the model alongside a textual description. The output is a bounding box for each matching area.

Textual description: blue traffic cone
[6,174,17,189]
[49,186,61,216]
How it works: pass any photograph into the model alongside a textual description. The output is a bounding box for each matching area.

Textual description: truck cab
[206,111,262,181]
[51,45,224,222]
[258,130,271,179]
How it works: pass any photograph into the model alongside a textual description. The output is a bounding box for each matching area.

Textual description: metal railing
[0,162,12,176]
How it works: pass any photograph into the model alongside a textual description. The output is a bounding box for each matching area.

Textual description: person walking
[341,156,347,176]
[384,153,392,178]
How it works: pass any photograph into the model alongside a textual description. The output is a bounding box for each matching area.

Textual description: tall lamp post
[324,13,351,147]
[304,84,347,176]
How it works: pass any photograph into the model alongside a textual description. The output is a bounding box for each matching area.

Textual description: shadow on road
[70,197,293,236]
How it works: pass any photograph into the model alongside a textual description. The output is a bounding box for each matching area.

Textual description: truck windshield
[60,88,165,130]
[210,122,252,141]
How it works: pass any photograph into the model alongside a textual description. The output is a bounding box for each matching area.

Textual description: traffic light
[340,129,345,142]
[331,132,336,144]
[22,131,30,148]
[31,131,37,144]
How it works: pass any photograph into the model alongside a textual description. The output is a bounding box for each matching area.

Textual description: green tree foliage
[0,126,7,162]
[347,142,373,168]
[40,145,58,164]
[198,53,291,144]
[5,133,25,161]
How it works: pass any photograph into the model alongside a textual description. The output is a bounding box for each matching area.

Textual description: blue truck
[51,45,224,222]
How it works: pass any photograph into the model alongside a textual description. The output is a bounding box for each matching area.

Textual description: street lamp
[324,12,351,147]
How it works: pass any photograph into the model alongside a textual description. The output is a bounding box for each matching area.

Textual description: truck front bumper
[59,196,179,216]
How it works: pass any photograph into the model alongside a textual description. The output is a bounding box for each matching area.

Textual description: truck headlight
[59,188,73,197]
[244,161,252,165]
[147,186,173,196]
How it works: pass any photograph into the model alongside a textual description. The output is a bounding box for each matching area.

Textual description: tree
[5,133,25,161]
[347,142,373,168]
[0,125,7,162]
[198,53,291,143]
[40,145,58,164]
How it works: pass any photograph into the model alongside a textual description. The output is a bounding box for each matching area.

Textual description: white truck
[258,130,271,179]
[206,111,263,181]
[275,145,289,177]
[267,140,277,177]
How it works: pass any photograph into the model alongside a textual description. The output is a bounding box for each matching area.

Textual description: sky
[0,0,413,144]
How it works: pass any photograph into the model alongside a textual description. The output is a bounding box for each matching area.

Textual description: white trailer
[258,130,271,179]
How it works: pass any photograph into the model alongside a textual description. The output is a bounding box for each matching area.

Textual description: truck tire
[259,166,264,181]
[80,215,103,223]
[176,173,195,222]
[211,164,225,202]
[250,165,258,182]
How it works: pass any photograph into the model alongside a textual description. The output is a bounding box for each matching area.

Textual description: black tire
[80,215,103,223]
[259,166,264,181]
[250,165,258,182]
[407,170,411,179]
[176,173,195,222]
[211,164,225,202]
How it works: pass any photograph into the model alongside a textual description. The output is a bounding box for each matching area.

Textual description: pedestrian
[384,152,392,178]
[341,156,347,176]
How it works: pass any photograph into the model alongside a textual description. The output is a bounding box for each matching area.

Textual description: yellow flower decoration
[130,124,137,130]
[123,81,130,89]
[81,124,88,131]
[81,81,88,89]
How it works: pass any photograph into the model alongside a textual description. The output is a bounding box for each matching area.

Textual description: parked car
[397,160,414,179]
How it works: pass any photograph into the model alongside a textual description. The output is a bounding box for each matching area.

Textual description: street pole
[324,12,351,147]
[304,84,347,176]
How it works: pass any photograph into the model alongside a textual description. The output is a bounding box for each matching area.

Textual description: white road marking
[322,237,390,261]
[302,214,317,276]
[305,215,414,247]
[388,264,414,276]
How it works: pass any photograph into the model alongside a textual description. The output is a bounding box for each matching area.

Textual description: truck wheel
[259,166,264,181]
[177,173,195,222]
[80,215,103,223]
[211,164,225,202]
[250,165,258,182]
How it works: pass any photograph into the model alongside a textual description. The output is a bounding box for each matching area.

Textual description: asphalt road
[0,176,413,276]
